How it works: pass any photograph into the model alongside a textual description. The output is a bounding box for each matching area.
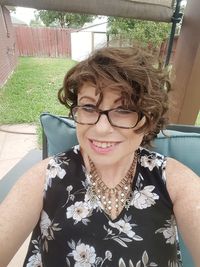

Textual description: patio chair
[40,112,200,267]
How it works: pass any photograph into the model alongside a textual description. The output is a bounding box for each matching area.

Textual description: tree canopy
[36,10,96,28]
[108,17,171,47]
[30,16,43,27]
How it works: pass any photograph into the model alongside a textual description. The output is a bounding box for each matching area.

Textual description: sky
[12,7,36,24]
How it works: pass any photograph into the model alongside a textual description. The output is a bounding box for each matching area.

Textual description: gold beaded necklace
[88,151,138,218]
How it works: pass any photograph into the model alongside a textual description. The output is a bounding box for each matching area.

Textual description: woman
[0,45,200,267]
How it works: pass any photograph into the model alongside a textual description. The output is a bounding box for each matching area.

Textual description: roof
[0,0,175,22]
[79,17,107,32]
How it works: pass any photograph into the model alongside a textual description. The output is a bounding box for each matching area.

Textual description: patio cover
[0,0,175,22]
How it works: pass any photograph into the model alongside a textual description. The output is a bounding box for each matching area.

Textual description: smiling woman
[0,44,200,267]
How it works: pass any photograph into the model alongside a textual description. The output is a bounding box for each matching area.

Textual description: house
[71,17,108,61]
[11,16,28,26]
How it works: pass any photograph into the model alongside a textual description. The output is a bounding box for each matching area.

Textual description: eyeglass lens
[72,106,139,128]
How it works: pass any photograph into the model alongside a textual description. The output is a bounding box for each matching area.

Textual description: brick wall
[0,6,18,88]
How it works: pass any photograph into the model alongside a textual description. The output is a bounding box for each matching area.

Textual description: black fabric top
[23,146,182,267]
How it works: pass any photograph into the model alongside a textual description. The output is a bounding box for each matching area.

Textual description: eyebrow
[79,96,122,104]
[78,96,96,102]
[114,97,122,103]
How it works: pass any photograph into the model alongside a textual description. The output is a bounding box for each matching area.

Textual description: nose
[94,113,114,133]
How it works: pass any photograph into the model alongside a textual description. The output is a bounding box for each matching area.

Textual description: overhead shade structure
[0,0,181,65]
[0,0,175,22]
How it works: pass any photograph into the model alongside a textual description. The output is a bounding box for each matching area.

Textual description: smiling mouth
[90,140,120,148]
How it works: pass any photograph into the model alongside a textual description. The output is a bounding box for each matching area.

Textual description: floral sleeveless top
[23,146,182,267]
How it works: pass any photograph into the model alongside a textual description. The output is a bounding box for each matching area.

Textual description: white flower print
[26,252,42,267]
[73,145,80,154]
[140,154,163,171]
[84,185,102,211]
[48,158,66,178]
[67,185,73,192]
[155,216,177,245]
[40,210,62,252]
[40,210,51,237]
[67,240,112,267]
[81,166,104,212]
[109,219,136,238]
[105,250,112,261]
[162,227,176,244]
[84,190,100,210]
[66,201,90,224]
[72,243,96,267]
[45,158,66,190]
[168,260,182,267]
[131,185,159,209]
[118,250,158,267]
[62,185,75,207]
[161,158,167,184]
[104,215,143,247]
[26,239,43,267]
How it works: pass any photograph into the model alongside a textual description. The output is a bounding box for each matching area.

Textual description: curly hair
[58,44,170,146]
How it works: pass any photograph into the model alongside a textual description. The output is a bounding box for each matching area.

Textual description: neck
[83,150,138,188]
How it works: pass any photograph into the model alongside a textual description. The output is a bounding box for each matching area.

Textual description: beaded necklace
[88,151,138,217]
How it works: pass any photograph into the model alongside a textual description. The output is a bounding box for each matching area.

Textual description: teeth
[93,141,115,148]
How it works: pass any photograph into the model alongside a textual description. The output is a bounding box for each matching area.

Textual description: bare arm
[0,159,49,267]
[166,158,200,266]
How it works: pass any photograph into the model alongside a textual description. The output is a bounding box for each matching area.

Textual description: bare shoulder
[4,157,50,201]
[165,157,200,203]
[165,158,200,265]
[0,158,51,266]
[0,157,51,215]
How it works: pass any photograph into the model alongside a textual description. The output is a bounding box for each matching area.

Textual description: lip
[88,139,121,154]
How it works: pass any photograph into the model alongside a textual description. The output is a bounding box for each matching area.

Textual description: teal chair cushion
[40,112,200,267]
[153,131,200,175]
[40,113,78,158]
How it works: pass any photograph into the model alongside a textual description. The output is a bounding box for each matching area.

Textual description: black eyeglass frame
[71,105,143,129]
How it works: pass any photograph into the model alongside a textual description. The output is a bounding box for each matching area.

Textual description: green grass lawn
[196,112,200,126]
[0,57,76,124]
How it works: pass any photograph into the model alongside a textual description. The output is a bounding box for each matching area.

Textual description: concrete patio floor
[0,124,38,267]
[0,124,38,180]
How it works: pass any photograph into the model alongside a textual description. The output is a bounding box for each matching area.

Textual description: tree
[30,16,43,27]
[8,6,16,13]
[107,17,171,47]
[36,10,96,28]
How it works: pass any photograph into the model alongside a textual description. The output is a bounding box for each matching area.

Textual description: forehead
[78,83,123,99]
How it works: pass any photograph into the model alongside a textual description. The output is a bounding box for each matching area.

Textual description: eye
[81,104,97,113]
[115,108,133,114]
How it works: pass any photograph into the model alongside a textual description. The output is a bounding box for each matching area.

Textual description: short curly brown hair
[58,44,170,146]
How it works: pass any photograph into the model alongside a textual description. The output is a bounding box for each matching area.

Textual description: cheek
[123,130,144,148]
[76,125,88,144]
[125,116,146,147]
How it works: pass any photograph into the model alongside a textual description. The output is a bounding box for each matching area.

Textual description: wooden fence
[14,26,178,63]
[14,26,73,58]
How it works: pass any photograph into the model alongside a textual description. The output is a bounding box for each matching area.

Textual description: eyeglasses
[71,105,142,129]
